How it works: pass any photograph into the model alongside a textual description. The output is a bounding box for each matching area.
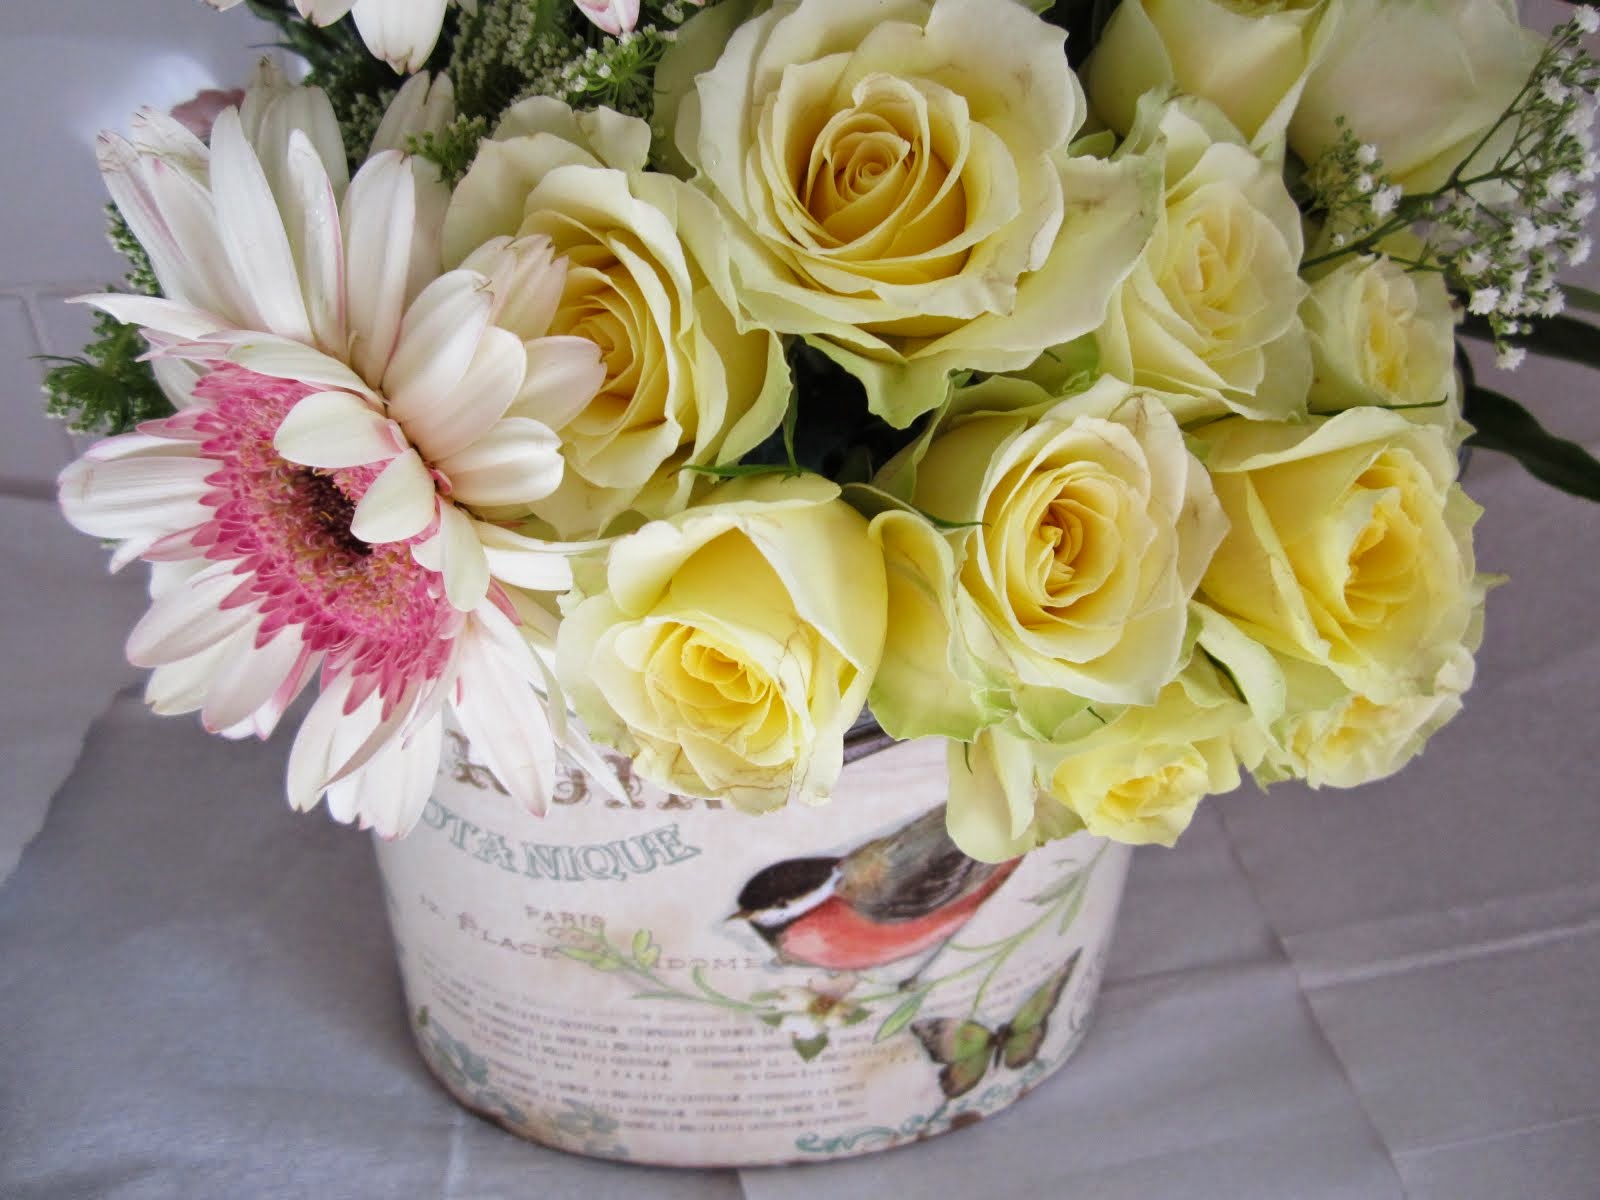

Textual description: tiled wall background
[0,1,270,495]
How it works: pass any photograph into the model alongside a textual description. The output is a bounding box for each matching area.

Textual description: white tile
[0,5,278,289]
[0,295,75,485]
[1301,930,1600,1154]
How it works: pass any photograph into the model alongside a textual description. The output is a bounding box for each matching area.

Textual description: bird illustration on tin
[730,805,1023,976]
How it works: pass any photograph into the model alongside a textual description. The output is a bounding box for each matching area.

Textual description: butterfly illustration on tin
[910,949,1082,1099]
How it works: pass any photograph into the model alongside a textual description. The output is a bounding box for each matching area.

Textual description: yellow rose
[441,100,789,538]
[1290,0,1543,194]
[1301,253,1461,425]
[1265,644,1475,788]
[1195,408,1483,704]
[1087,0,1335,150]
[667,0,1159,425]
[556,475,887,811]
[870,374,1227,745]
[945,658,1260,860]
[1096,95,1311,423]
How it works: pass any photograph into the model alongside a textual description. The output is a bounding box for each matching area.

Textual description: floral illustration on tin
[413,1007,630,1159]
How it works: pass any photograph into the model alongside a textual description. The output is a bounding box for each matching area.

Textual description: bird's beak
[726,909,750,923]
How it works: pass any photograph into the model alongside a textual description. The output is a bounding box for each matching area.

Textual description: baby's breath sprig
[1303,7,1600,368]
[450,0,708,127]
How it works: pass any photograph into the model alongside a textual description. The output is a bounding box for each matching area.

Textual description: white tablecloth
[2,3,1597,1197]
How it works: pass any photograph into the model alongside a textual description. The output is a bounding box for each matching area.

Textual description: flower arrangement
[45,0,1600,862]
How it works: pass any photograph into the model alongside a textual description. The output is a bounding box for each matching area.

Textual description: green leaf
[1562,284,1600,315]
[1057,880,1090,936]
[1028,863,1088,907]
[682,462,805,479]
[841,1006,873,1027]
[1464,386,1600,502]
[791,1032,830,1062]
[630,928,660,969]
[557,946,622,969]
[874,990,930,1042]
[1461,313,1600,372]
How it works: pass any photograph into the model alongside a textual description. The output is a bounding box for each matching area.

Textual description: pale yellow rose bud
[556,476,887,812]
[1096,95,1312,424]
[1195,409,1484,705]
[441,99,789,539]
[663,0,1159,426]
[944,658,1259,861]
[1087,0,1335,150]
[1301,254,1461,426]
[1290,0,1543,194]
[870,374,1228,749]
[1262,645,1476,789]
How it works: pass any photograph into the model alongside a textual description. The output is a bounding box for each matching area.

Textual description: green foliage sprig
[41,206,173,438]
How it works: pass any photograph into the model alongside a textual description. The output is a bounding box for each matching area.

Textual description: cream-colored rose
[1096,96,1311,423]
[667,0,1159,426]
[1195,408,1483,704]
[442,99,789,539]
[555,475,887,811]
[1263,644,1475,788]
[1302,253,1460,425]
[944,658,1259,860]
[1290,0,1543,193]
[1087,0,1335,150]
[870,374,1227,745]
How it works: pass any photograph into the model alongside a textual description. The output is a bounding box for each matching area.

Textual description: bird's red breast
[774,859,1020,971]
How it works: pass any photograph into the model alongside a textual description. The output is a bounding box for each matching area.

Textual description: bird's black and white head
[732,856,841,944]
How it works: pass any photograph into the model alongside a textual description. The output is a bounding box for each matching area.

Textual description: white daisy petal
[286,674,358,813]
[58,452,213,542]
[351,0,450,73]
[96,134,193,307]
[513,334,607,430]
[129,107,210,176]
[436,416,564,507]
[216,333,379,399]
[350,447,437,543]
[239,59,349,200]
[474,524,588,592]
[274,389,402,469]
[383,270,493,419]
[142,156,260,326]
[343,151,420,385]
[207,109,313,342]
[296,0,359,24]
[370,72,455,156]
[125,563,258,667]
[76,293,229,342]
[452,613,556,815]
[200,624,309,734]
[430,502,492,612]
[408,325,526,462]
[145,634,242,716]
[282,129,348,354]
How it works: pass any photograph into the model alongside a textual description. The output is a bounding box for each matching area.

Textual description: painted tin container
[373,721,1131,1167]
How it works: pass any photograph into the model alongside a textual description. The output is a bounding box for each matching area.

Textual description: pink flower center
[188,365,455,710]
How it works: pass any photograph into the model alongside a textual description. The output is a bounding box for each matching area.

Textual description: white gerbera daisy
[205,0,475,74]
[59,66,614,835]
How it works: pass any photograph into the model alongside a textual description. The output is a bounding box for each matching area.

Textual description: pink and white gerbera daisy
[58,66,613,835]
